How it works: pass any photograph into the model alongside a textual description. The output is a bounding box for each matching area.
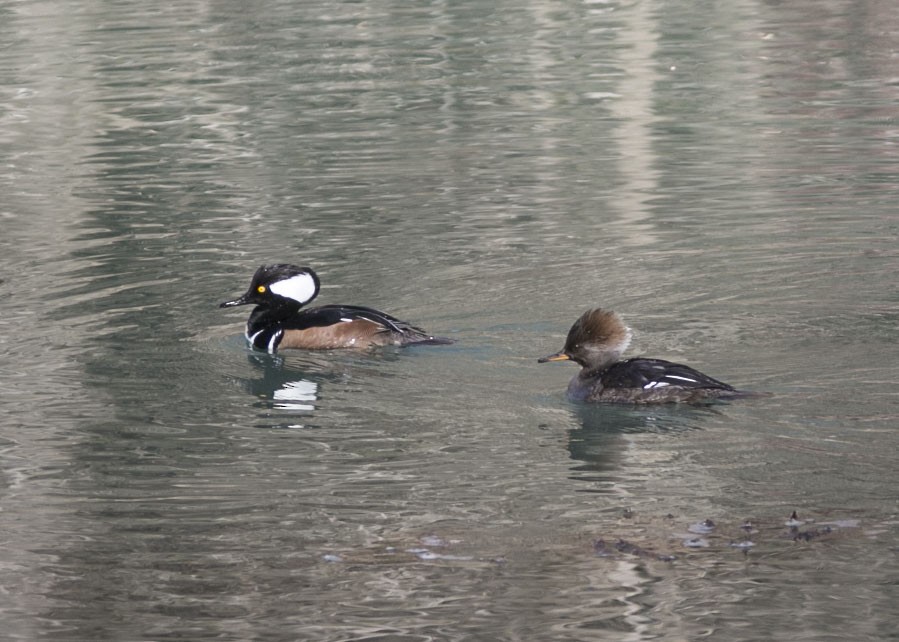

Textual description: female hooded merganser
[539,308,756,404]
[220,264,453,353]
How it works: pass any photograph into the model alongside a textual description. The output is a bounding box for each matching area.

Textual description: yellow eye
[257,285,266,293]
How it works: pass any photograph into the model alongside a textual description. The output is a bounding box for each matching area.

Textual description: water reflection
[238,353,320,414]
[272,379,318,411]
[605,0,661,247]
[229,345,416,430]
[565,403,715,491]
[573,403,723,435]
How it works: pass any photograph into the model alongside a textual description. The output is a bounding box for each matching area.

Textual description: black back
[600,358,736,391]
[280,304,425,334]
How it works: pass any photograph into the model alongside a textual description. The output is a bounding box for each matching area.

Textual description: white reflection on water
[605,0,660,247]
[272,378,318,411]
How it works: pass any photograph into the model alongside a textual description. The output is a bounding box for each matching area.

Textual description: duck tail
[724,389,773,399]
[404,334,455,346]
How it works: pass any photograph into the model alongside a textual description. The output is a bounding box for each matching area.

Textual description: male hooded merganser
[220,264,453,353]
[539,308,757,404]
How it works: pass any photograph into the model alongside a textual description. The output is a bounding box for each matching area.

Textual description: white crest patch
[269,273,317,304]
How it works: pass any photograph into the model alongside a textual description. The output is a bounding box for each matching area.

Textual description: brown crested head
[539,308,632,370]
[565,308,631,352]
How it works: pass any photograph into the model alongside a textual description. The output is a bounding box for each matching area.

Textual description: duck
[220,264,453,353]
[539,308,758,404]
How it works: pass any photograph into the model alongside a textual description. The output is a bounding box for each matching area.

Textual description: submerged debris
[593,538,677,562]
[688,519,716,534]
[729,540,755,549]
[784,510,838,542]
[590,509,858,563]
[682,537,710,548]
[317,510,860,570]
[404,547,474,561]
[792,526,833,543]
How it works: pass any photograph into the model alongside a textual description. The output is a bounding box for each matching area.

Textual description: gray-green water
[2,1,898,640]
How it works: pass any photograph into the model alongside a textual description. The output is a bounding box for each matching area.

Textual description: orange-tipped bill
[538,351,570,363]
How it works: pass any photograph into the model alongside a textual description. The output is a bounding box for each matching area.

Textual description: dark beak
[219,293,252,308]
[538,351,571,363]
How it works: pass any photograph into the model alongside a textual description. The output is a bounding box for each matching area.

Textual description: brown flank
[278,319,395,350]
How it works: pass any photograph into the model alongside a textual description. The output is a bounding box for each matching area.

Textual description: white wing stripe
[665,375,699,383]
[267,330,283,353]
